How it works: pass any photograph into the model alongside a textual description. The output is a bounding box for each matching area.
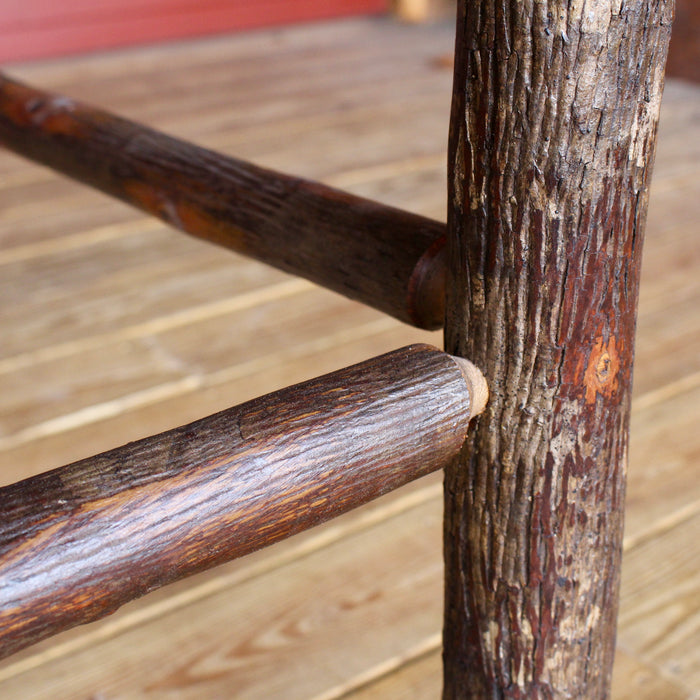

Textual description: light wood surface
[0,17,697,698]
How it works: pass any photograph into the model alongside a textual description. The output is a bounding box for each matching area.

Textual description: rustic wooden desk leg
[442,1,674,697]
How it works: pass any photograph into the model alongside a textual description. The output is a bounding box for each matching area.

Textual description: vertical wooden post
[442,1,674,697]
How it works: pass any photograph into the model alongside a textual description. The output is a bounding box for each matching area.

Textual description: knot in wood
[584,337,620,404]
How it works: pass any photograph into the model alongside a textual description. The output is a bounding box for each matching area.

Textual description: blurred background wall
[2,0,696,84]
[0,0,388,63]
[666,0,700,83]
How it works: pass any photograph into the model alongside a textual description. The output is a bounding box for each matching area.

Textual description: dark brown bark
[0,74,446,329]
[0,344,485,661]
[442,1,674,697]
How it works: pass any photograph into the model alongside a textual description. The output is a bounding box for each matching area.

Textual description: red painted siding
[0,0,388,64]
[667,0,700,83]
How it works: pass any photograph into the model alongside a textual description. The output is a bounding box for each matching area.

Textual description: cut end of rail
[407,235,446,330]
[450,356,488,418]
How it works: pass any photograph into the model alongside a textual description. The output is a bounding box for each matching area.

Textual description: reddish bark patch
[584,337,621,405]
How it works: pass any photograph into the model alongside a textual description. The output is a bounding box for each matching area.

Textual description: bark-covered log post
[443,1,674,697]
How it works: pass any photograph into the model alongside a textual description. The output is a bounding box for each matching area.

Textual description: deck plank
[341,648,694,700]
[618,512,700,694]
[0,322,440,484]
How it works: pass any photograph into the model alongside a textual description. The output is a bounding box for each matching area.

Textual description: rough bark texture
[0,345,483,661]
[442,1,674,698]
[0,74,446,329]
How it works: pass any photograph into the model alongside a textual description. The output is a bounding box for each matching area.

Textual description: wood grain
[0,73,446,329]
[443,1,675,697]
[342,646,695,700]
[625,384,700,541]
[0,344,482,660]
[618,511,700,692]
[0,229,293,362]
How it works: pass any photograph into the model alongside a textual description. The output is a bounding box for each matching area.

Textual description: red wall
[667,0,700,83]
[0,0,388,64]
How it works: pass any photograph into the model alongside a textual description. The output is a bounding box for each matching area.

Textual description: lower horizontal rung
[0,344,486,660]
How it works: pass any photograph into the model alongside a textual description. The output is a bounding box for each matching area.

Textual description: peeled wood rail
[0,344,487,661]
[0,73,446,330]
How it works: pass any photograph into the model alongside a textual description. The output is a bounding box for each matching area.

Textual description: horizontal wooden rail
[0,73,447,329]
[0,344,487,660]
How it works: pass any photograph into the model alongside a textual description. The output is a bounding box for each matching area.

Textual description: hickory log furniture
[0,2,675,697]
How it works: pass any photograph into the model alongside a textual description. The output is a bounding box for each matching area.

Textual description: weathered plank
[618,512,700,693]
[0,230,291,361]
[625,385,700,541]
[341,647,694,700]
[0,322,441,485]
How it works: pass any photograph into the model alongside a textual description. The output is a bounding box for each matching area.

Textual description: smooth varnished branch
[0,344,486,660]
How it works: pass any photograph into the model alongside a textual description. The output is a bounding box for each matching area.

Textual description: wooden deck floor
[0,17,698,699]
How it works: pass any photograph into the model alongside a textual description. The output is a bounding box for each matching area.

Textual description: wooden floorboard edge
[622,497,700,553]
[0,480,444,683]
[615,640,698,699]
[0,217,161,266]
[0,317,398,452]
[0,375,203,450]
[631,369,700,413]
[0,278,312,375]
[206,92,449,153]
[324,153,445,189]
[308,633,442,700]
